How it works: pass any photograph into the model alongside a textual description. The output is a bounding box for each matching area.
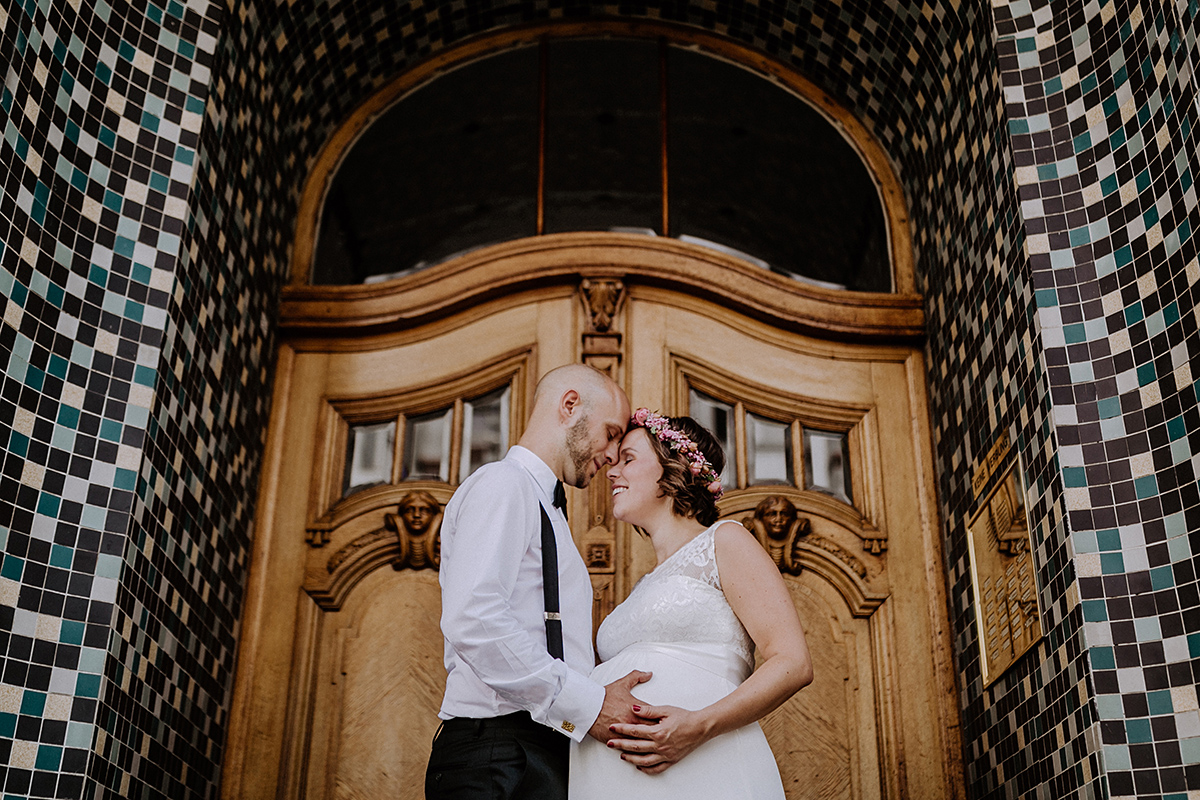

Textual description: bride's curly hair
[642,416,725,527]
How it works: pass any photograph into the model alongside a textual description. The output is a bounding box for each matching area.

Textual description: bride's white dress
[569,523,785,799]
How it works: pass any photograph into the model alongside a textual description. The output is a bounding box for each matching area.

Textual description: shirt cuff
[541,669,605,742]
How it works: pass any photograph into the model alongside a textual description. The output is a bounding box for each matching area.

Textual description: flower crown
[630,408,724,499]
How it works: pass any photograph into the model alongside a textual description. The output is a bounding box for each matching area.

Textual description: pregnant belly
[591,642,749,709]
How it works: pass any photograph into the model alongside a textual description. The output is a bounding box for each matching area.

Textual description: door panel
[226,270,958,800]
[308,569,444,799]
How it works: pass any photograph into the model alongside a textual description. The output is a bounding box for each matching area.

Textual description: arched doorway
[222,24,961,800]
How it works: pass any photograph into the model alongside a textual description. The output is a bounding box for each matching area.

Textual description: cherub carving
[743,496,810,576]
[385,490,442,570]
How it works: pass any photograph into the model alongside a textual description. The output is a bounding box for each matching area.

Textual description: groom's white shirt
[437,445,604,741]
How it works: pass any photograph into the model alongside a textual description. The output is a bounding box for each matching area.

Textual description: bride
[570,409,813,798]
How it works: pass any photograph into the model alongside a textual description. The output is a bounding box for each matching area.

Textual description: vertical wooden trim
[391,414,405,484]
[659,38,669,237]
[277,595,322,799]
[536,37,548,236]
[220,344,297,800]
[904,351,966,800]
[791,421,804,489]
[734,401,748,489]
[449,398,464,484]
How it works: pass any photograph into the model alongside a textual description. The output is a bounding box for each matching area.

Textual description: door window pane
[667,46,890,291]
[460,386,511,482]
[343,421,396,497]
[804,429,851,502]
[403,408,453,481]
[543,38,661,234]
[688,389,736,485]
[747,413,792,485]
[312,47,538,284]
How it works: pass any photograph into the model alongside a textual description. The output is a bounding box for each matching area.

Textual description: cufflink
[561,721,575,733]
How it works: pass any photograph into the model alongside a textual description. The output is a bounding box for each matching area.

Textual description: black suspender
[541,481,568,660]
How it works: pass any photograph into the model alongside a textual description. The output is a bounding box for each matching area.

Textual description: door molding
[280,232,924,342]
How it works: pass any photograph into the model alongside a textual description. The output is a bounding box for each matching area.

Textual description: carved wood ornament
[578,278,626,624]
[309,492,450,610]
[741,495,869,580]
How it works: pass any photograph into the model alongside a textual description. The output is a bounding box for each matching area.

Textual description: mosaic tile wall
[992,0,1200,798]
[6,0,1196,798]
[0,0,230,796]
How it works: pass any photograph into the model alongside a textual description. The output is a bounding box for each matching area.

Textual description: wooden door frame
[222,234,962,799]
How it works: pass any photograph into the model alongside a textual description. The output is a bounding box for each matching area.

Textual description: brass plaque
[966,459,1043,686]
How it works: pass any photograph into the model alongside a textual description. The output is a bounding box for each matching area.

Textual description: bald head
[531,364,622,415]
[520,364,631,487]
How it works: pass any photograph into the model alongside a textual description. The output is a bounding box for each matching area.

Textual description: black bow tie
[553,481,568,521]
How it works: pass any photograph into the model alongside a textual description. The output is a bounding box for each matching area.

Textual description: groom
[426,364,651,799]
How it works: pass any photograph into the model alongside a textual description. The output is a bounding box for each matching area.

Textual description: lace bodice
[595,524,755,670]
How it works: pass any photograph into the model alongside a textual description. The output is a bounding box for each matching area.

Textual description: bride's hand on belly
[605,703,708,775]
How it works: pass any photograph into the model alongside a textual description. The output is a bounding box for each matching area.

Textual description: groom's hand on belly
[587,670,652,742]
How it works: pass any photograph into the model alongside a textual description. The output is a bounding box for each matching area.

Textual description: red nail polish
[632,705,641,712]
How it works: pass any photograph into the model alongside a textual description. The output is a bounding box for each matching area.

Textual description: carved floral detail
[579,279,625,333]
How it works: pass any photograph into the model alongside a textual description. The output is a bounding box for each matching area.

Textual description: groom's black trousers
[425,711,570,800]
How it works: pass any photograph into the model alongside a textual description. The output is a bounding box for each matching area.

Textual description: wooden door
[221,236,962,800]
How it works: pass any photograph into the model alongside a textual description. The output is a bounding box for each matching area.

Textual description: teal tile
[1096,529,1121,550]
[115,468,137,491]
[37,492,60,517]
[114,236,136,257]
[57,405,80,428]
[1090,646,1115,670]
[50,544,73,569]
[99,418,123,442]
[1100,552,1124,573]
[1147,690,1173,715]
[1134,474,1157,497]
[35,745,62,771]
[20,690,46,716]
[1126,719,1152,743]
[1035,288,1058,307]
[1164,301,1180,325]
[1082,599,1108,622]
[0,554,23,581]
[75,673,101,699]
[60,620,85,645]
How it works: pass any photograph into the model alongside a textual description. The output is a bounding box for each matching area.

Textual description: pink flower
[632,408,650,425]
[690,463,703,475]
[707,480,723,494]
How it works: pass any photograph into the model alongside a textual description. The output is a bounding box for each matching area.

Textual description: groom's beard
[565,414,592,489]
